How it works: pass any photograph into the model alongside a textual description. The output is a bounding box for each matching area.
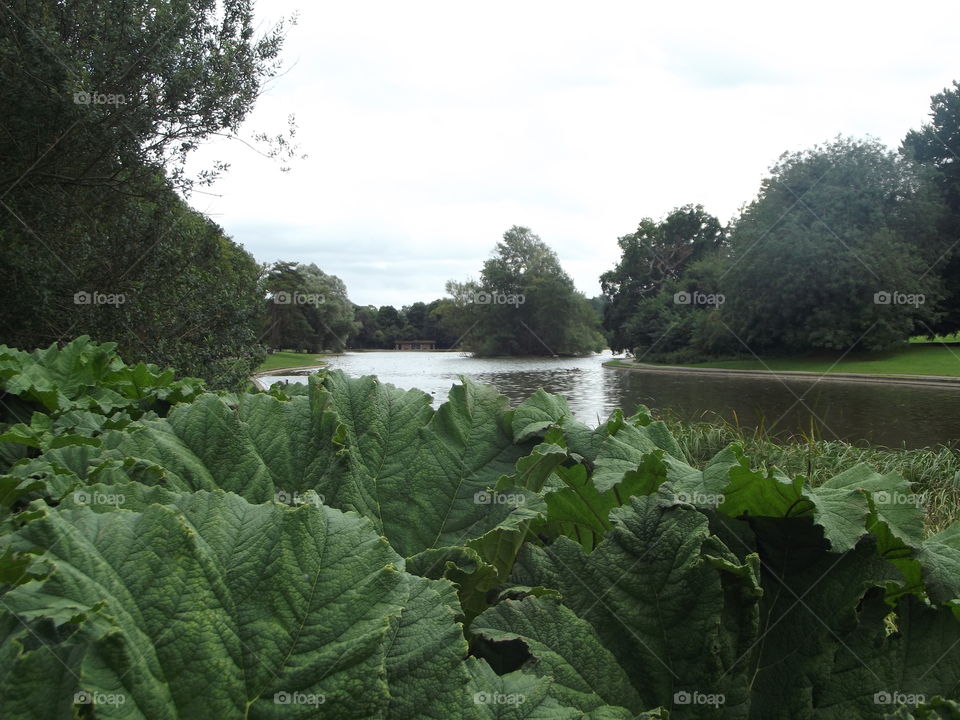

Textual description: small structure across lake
[394,339,437,351]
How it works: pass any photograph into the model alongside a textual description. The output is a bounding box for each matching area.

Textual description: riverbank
[258,350,332,372]
[605,343,960,387]
[251,364,329,391]
[253,351,332,390]
[664,414,960,534]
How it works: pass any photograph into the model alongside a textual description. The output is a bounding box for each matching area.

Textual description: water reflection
[266,350,960,449]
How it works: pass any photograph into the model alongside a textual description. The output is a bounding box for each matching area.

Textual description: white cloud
[186,0,960,307]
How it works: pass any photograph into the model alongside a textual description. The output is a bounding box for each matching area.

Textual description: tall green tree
[402,302,430,338]
[601,205,726,353]
[299,264,359,351]
[376,306,404,348]
[721,137,945,354]
[449,226,605,356]
[903,80,960,335]
[395,300,458,348]
[263,262,357,352]
[0,0,289,199]
[352,305,384,348]
[263,262,314,351]
[424,299,461,348]
[0,0,292,387]
[0,181,266,388]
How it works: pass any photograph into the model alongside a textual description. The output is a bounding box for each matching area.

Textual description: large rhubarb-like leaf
[472,595,645,714]
[0,493,480,719]
[512,495,761,716]
[54,373,543,562]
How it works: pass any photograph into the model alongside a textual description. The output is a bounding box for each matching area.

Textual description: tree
[352,305,384,348]
[263,262,357,352]
[600,206,726,354]
[263,262,315,351]
[118,203,266,388]
[376,306,404,348]
[424,299,461,348]
[439,281,482,349]
[902,80,960,335]
[299,264,359,351]
[0,0,290,199]
[0,0,293,388]
[393,300,459,348]
[448,227,605,356]
[402,302,430,338]
[721,137,945,354]
[0,182,265,388]
[349,299,462,350]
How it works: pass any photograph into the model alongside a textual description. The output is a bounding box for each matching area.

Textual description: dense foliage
[0,0,290,388]
[903,81,960,336]
[446,226,606,356]
[0,337,205,475]
[603,88,960,362]
[352,300,462,350]
[1,338,958,718]
[262,261,359,352]
[721,138,945,354]
[601,205,727,357]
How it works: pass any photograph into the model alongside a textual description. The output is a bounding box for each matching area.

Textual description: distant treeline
[601,85,960,362]
[263,227,607,355]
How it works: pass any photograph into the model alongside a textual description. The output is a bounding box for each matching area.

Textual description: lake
[265,350,960,449]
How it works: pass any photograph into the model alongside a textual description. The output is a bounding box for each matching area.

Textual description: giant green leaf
[814,593,960,718]
[512,495,761,716]
[0,493,484,719]
[742,517,906,720]
[472,595,644,714]
[919,523,960,605]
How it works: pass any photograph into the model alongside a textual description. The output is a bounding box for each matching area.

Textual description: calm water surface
[268,350,960,449]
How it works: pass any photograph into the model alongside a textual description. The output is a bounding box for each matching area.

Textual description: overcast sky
[186,0,960,308]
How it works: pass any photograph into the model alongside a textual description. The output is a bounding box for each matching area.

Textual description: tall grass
[660,411,960,535]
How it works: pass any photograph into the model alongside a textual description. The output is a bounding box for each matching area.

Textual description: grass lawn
[257,350,330,373]
[628,342,960,377]
[911,332,960,343]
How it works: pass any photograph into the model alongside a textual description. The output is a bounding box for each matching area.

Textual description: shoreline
[251,363,328,390]
[603,360,960,389]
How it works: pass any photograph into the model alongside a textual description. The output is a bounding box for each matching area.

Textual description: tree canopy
[903,80,960,335]
[263,262,358,353]
[601,205,725,354]
[446,226,605,356]
[0,0,291,388]
[721,137,944,354]
[600,134,955,361]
